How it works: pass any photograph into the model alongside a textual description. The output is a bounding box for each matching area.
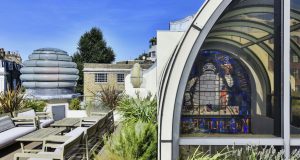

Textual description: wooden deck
[0,142,41,160]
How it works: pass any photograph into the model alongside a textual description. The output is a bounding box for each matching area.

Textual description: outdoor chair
[14,130,85,160]
[17,109,54,128]
[59,117,100,160]
[0,116,37,149]
[83,120,100,160]
[106,110,115,134]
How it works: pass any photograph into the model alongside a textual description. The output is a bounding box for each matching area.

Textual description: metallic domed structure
[21,48,79,100]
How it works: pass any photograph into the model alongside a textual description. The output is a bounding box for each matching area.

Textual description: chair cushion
[0,116,15,133]
[0,127,36,149]
[65,127,87,139]
[39,119,54,128]
[18,109,36,117]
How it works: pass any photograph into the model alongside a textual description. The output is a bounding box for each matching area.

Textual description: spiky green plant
[117,94,157,124]
[0,88,25,117]
[96,121,157,160]
[187,147,228,160]
[90,85,123,110]
[186,145,300,160]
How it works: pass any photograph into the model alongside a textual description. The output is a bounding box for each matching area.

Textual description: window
[151,51,156,57]
[117,74,124,82]
[95,73,107,82]
[181,51,251,135]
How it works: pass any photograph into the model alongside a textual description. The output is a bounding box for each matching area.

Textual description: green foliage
[24,100,46,112]
[72,27,115,93]
[77,27,115,63]
[186,145,300,160]
[149,37,157,46]
[69,98,81,110]
[0,88,25,117]
[91,86,123,110]
[135,52,149,60]
[97,121,157,160]
[117,94,157,124]
[73,57,84,94]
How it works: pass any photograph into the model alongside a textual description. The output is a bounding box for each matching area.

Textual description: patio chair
[61,117,100,160]
[14,130,85,160]
[83,120,100,160]
[17,109,54,128]
[106,110,115,134]
[0,116,37,149]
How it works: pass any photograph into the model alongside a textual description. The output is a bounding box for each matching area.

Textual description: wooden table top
[16,128,66,142]
[50,118,81,127]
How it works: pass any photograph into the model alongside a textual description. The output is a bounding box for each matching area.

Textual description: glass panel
[212,35,250,45]
[180,0,276,138]
[291,0,300,135]
[181,50,250,135]
[291,19,300,26]
[229,13,274,26]
[213,26,269,39]
[264,39,274,50]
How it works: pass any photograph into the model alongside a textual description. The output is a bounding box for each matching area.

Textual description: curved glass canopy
[179,0,300,137]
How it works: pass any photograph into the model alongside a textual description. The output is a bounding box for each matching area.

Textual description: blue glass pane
[181,50,251,134]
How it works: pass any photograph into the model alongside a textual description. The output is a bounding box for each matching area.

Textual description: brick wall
[84,71,130,101]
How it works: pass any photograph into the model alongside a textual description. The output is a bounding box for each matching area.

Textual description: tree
[73,27,116,94]
[135,52,149,60]
[149,37,157,46]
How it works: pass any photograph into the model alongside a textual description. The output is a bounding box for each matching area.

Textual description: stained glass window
[181,50,251,135]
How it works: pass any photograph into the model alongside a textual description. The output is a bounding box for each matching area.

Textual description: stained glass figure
[181,50,251,134]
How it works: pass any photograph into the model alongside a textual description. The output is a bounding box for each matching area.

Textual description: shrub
[0,88,25,117]
[91,86,123,110]
[69,98,81,110]
[96,121,157,160]
[24,100,46,112]
[117,94,157,124]
[185,145,300,160]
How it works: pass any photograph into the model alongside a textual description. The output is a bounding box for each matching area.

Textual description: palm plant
[117,93,157,124]
[90,85,123,110]
[0,88,25,117]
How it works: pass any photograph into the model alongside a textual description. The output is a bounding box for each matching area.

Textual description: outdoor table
[16,127,66,153]
[50,118,81,129]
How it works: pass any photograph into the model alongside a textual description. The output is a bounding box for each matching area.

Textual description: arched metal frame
[158,0,293,159]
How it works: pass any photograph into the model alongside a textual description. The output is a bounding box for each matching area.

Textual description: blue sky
[0,0,204,61]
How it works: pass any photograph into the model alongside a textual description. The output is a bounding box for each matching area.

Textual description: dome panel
[21,48,79,100]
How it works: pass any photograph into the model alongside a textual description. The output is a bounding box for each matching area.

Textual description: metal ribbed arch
[220,6,300,22]
[291,23,300,31]
[205,36,274,59]
[291,10,300,21]
[291,40,300,57]
[216,32,300,59]
[212,20,274,34]
[207,30,274,58]
[220,6,273,21]
[205,37,244,48]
